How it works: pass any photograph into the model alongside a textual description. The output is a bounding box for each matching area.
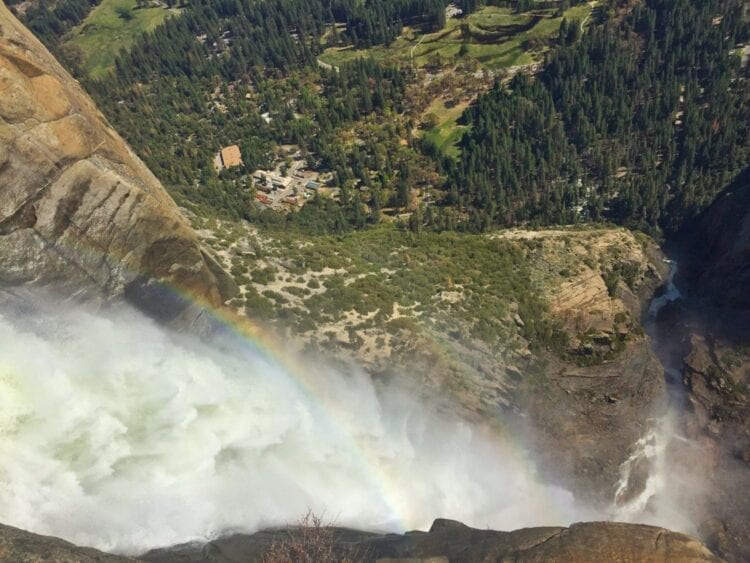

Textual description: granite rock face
[656,166,750,562]
[0,519,724,563]
[682,167,750,311]
[0,3,235,322]
[0,523,133,563]
[145,519,723,562]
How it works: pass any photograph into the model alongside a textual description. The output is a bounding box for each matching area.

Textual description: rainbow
[16,227,588,534]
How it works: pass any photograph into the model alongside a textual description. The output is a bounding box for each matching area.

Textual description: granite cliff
[0,2,235,322]
[654,167,750,561]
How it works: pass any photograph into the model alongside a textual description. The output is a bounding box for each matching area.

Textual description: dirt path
[410,34,426,63]
[580,1,597,32]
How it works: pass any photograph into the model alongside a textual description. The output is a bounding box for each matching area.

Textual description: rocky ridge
[0,519,724,563]
[0,2,235,323]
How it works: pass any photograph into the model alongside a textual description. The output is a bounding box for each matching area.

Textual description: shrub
[252,267,277,285]
[260,510,355,563]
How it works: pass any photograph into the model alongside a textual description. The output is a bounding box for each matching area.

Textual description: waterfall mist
[0,296,599,554]
[0,293,710,555]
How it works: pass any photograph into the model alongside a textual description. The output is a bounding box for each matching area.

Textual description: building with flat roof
[270,175,293,189]
[215,145,243,170]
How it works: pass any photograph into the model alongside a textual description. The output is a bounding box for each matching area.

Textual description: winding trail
[410,34,426,64]
[580,2,597,32]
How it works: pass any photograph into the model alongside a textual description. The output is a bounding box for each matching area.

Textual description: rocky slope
[0,519,723,562]
[656,167,750,562]
[490,228,669,506]
[0,2,235,323]
[0,523,131,563]
[199,218,669,507]
[681,167,750,310]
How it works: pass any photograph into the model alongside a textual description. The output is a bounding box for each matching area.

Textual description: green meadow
[66,0,178,78]
[421,98,470,159]
[319,3,595,71]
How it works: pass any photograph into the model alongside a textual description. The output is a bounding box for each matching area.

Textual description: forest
[18,0,750,237]
[441,0,750,235]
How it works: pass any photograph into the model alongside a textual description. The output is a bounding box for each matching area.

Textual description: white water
[610,260,707,535]
[0,301,600,554]
[610,415,701,534]
[648,259,683,316]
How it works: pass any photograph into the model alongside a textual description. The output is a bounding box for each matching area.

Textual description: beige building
[215,145,243,170]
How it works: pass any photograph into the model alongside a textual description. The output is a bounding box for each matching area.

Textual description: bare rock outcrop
[490,228,667,504]
[0,519,723,562]
[142,519,722,562]
[0,3,236,322]
[0,523,134,562]
[655,166,750,562]
[681,167,750,311]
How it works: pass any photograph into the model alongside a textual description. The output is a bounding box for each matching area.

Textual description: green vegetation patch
[319,4,595,71]
[421,98,470,159]
[66,0,178,78]
[199,220,566,353]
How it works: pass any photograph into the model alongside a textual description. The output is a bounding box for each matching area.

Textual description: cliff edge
[0,3,235,322]
[0,519,723,563]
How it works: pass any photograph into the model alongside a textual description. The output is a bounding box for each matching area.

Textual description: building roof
[220,145,243,168]
[270,175,292,186]
[306,181,321,189]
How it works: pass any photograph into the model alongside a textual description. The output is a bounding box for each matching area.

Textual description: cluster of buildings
[213,143,332,210]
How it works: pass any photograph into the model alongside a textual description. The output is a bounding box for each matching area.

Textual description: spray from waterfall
[0,295,601,554]
[0,288,712,555]
[608,259,711,536]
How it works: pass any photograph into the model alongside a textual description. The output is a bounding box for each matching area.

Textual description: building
[270,175,293,189]
[305,181,321,191]
[215,145,243,170]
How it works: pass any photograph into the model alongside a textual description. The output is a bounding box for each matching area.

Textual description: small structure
[271,175,293,189]
[215,145,243,170]
[305,180,321,191]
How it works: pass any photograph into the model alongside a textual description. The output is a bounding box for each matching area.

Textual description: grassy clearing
[421,98,469,158]
[319,3,595,71]
[66,0,178,78]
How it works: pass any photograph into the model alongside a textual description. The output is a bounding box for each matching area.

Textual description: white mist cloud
[0,296,708,555]
[0,298,601,554]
